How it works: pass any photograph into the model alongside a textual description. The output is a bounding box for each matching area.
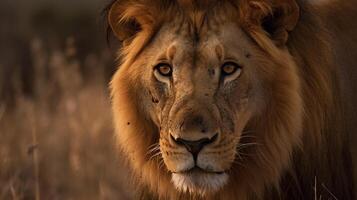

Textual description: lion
[106,0,357,199]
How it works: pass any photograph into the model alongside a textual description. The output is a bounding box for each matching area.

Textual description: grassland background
[0,0,133,199]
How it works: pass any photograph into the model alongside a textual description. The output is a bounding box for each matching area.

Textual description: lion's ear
[242,0,300,46]
[108,1,155,45]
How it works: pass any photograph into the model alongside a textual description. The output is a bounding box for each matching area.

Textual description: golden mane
[107,0,356,199]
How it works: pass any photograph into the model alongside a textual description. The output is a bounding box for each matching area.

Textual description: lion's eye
[155,63,173,77]
[221,62,242,76]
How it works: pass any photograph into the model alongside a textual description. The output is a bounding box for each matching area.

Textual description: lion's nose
[171,134,218,161]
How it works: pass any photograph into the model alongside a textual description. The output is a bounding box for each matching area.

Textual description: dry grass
[0,38,132,200]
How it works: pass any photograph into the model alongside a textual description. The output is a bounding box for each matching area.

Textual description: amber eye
[221,62,242,76]
[155,63,173,77]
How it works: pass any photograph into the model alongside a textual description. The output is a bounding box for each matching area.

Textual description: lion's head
[107,0,346,199]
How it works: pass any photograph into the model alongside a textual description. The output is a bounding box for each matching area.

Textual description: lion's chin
[171,169,228,196]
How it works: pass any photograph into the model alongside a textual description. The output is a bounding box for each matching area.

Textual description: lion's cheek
[162,152,195,172]
[197,151,235,172]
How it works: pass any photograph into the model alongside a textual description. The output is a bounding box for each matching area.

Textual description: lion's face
[134,21,275,194]
[109,0,303,198]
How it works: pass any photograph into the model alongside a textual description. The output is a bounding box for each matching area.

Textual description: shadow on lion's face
[136,21,286,195]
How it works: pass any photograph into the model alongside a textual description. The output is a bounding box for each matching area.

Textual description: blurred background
[0,0,132,199]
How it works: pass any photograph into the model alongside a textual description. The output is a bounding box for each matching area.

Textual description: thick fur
[108,0,356,199]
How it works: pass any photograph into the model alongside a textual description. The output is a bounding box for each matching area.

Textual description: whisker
[235,151,243,160]
[147,146,160,155]
[238,152,255,157]
[240,135,257,139]
[146,143,160,156]
[159,159,167,171]
[149,151,162,161]
[237,142,261,149]
[232,159,247,168]
[235,142,261,160]
[148,142,159,149]
[235,150,257,161]
[147,142,160,151]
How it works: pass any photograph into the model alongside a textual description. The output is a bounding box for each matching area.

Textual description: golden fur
[107,0,356,199]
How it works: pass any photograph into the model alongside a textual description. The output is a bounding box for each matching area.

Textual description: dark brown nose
[171,134,218,161]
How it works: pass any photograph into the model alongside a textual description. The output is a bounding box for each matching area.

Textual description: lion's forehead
[156,22,252,67]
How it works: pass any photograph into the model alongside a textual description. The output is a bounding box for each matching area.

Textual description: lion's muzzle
[170,133,218,162]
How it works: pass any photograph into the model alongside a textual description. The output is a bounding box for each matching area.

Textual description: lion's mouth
[180,166,225,174]
[171,166,228,195]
